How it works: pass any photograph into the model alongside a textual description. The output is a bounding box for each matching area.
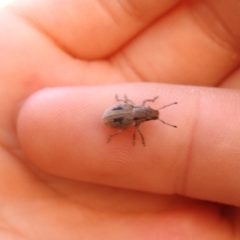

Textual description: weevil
[102,95,177,146]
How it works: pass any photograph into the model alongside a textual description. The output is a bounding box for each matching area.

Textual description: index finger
[11,0,180,59]
[17,84,240,206]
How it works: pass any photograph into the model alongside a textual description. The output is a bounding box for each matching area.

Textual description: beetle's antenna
[158,102,177,128]
[158,102,177,110]
[158,119,177,128]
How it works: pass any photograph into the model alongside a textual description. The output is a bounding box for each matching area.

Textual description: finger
[17,84,240,206]
[11,0,180,59]
[112,1,240,85]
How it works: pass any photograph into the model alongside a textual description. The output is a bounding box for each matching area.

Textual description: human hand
[1,0,240,239]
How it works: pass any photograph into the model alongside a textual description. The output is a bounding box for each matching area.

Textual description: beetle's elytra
[102,95,177,146]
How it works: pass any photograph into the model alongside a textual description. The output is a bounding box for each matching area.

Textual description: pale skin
[1,0,240,239]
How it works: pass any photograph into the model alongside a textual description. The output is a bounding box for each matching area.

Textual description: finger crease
[175,88,202,196]
[189,0,240,54]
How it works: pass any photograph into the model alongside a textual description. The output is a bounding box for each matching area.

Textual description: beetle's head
[145,107,159,121]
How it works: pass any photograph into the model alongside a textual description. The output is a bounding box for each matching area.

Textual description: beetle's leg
[115,94,126,103]
[124,95,134,105]
[133,124,145,146]
[115,94,134,105]
[133,127,136,146]
[107,129,125,143]
[141,96,158,106]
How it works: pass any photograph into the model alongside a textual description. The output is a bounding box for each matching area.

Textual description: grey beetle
[102,95,177,146]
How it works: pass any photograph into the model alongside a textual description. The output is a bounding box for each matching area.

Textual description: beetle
[102,94,177,146]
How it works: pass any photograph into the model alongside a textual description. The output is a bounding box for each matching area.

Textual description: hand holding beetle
[102,95,177,146]
[1,0,240,239]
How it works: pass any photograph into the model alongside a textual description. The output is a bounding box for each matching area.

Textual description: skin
[0,0,240,239]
